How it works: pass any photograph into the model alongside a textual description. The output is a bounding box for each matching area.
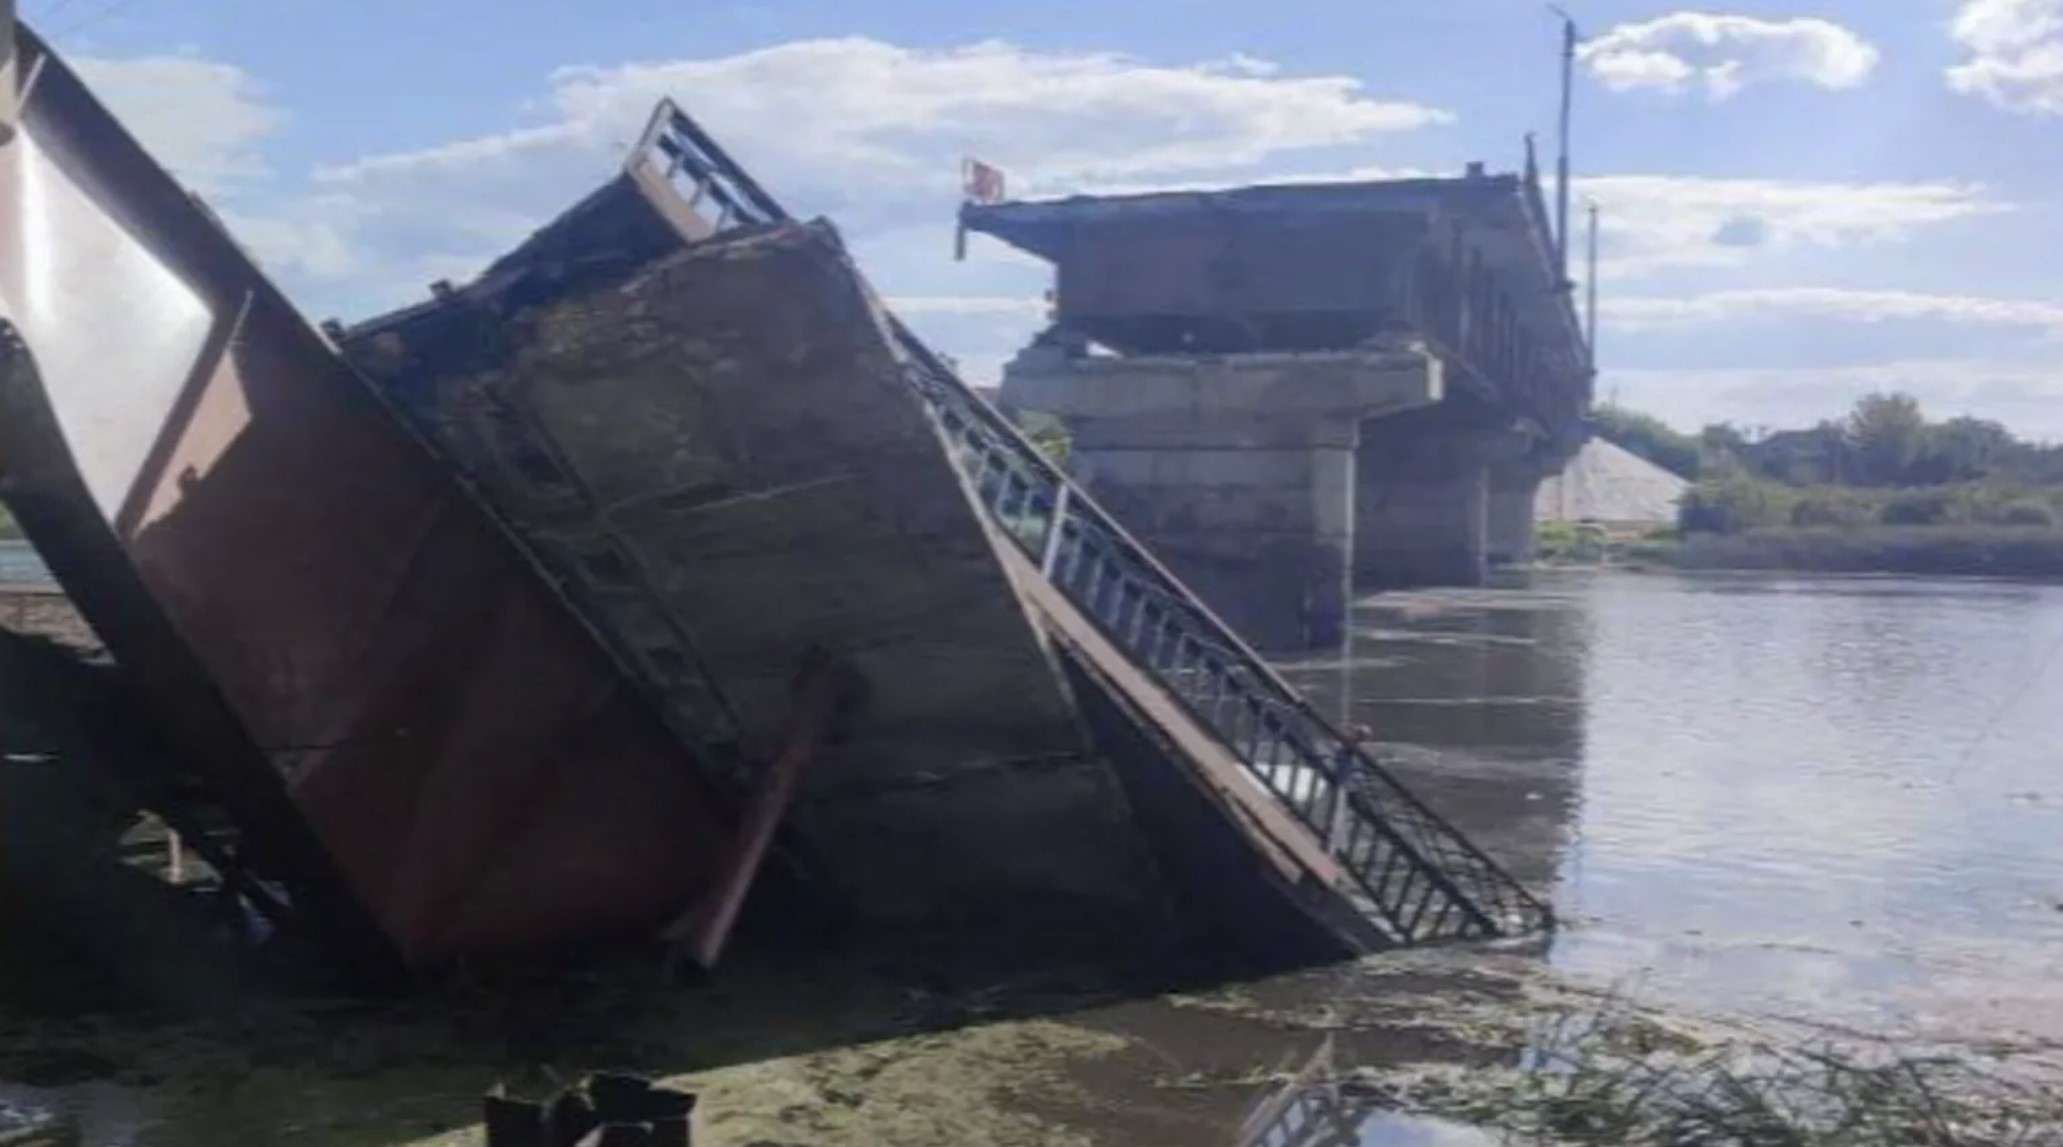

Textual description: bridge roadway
[964,161,1595,651]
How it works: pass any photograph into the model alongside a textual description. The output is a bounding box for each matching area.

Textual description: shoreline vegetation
[1561,394,2063,580]
[1540,524,2063,580]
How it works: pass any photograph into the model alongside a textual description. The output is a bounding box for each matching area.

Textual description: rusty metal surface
[666,648,865,972]
[0,26,737,965]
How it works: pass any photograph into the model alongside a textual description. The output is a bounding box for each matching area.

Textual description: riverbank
[9,922,2059,1147]
[1614,526,2063,579]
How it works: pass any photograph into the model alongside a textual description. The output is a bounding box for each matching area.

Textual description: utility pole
[1550,6,1579,283]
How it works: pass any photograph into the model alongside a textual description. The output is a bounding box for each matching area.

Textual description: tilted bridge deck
[631,103,1552,945]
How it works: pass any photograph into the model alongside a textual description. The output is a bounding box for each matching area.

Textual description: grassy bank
[1626,527,2063,579]
[1381,995,2063,1146]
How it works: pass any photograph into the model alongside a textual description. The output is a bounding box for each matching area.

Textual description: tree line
[1595,394,2063,489]
[1593,394,2063,535]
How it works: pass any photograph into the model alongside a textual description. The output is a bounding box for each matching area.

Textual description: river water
[1281,569,2063,1048]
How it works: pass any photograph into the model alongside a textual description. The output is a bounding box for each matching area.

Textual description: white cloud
[1608,287,2063,330]
[71,54,283,195]
[216,37,1449,313]
[1604,359,2063,439]
[1947,0,2063,113]
[1582,175,2005,279]
[1580,12,1880,100]
[311,38,1448,215]
[886,295,1047,317]
[52,36,2047,433]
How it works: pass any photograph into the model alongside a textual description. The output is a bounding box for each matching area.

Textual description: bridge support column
[1486,467,1543,567]
[1355,410,1557,587]
[1000,344,1441,651]
[1355,453,1488,588]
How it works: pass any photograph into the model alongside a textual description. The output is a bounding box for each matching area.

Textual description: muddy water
[1279,569,2063,1048]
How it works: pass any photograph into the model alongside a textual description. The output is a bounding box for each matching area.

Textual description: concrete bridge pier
[1001,343,1440,651]
[1354,450,1488,589]
[1486,464,1546,567]
[1068,413,1359,650]
[1355,417,1546,588]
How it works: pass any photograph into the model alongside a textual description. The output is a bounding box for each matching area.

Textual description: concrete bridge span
[965,162,1594,650]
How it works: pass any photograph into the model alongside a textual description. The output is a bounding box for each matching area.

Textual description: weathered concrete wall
[1356,459,1489,589]
[1354,406,1555,587]
[348,222,1167,951]
[1002,346,1439,650]
[1069,415,1357,650]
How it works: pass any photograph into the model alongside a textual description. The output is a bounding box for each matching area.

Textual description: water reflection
[1279,576,1591,899]
[1237,1038,1499,1147]
[1284,569,2063,1049]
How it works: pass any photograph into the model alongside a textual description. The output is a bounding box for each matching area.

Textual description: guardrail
[627,100,1554,943]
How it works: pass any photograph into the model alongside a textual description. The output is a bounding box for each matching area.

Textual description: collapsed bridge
[0,18,1550,978]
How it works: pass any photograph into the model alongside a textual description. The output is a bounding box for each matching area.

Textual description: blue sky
[21,0,2063,436]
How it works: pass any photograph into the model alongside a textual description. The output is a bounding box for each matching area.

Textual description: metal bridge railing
[627,99,1554,944]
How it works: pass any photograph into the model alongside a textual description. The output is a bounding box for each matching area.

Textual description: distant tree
[1700,422,1752,456]
[1746,423,1853,486]
[1910,416,2014,484]
[1605,396,2063,496]
[1845,392,1928,486]
[1679,473,1792,534]
[2000,442,2063,485]
[1697,422,1753,475]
